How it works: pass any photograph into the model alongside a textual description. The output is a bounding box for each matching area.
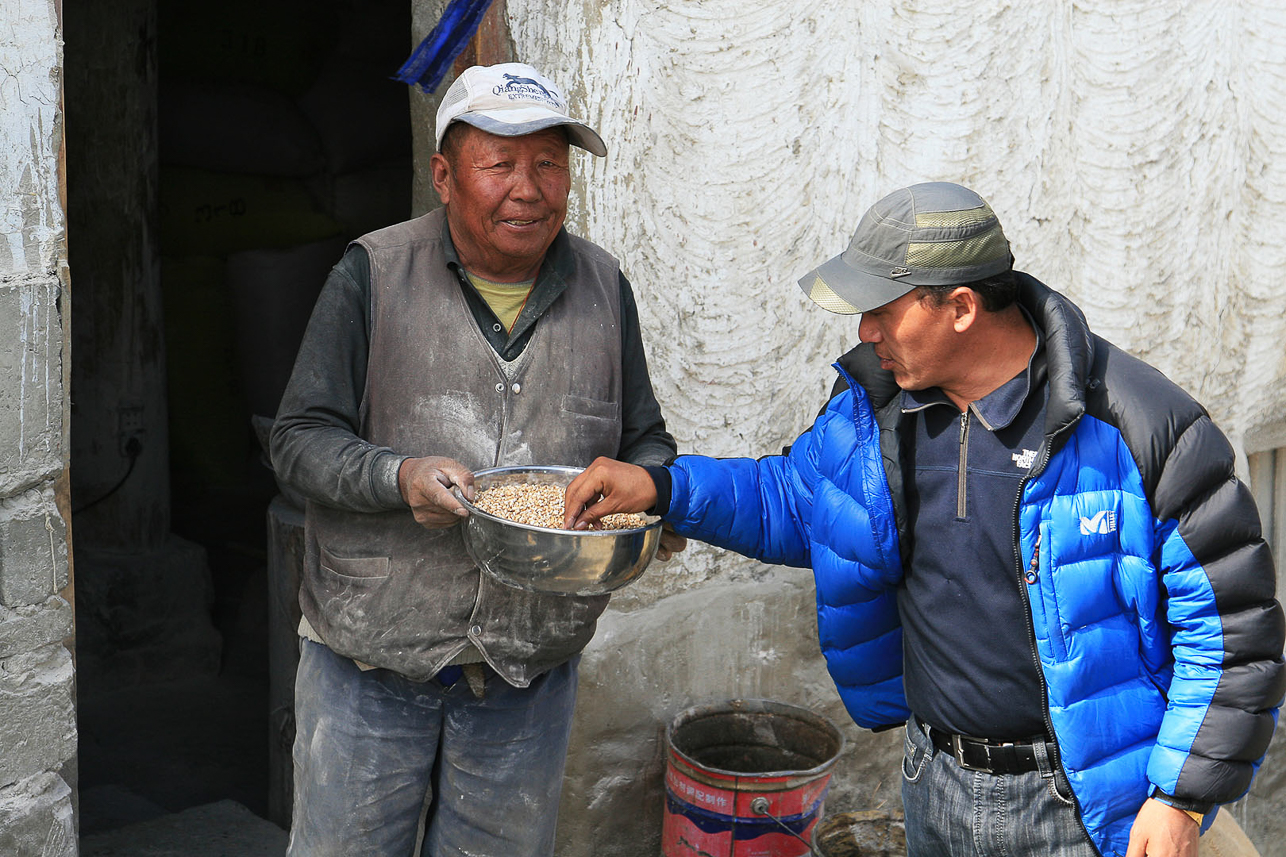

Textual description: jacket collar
[1014,272,1093,442]
[838,272,1096,442]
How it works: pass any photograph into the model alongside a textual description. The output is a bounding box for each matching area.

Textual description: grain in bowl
[473,483,647,531]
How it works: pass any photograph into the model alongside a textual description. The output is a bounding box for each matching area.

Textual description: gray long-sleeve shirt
[270,223,676,511]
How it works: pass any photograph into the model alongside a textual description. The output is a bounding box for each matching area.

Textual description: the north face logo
[1012,449,1038,470]
[1079,510,1117,535]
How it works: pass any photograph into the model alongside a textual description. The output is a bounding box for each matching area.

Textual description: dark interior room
[63,0,413,839]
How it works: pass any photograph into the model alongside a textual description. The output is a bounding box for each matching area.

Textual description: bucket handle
[749,796,823,857]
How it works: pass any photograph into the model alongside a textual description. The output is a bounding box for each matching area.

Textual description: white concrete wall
[511,1,1286,461]
[405,1,1286,853]
[1,0,65,277]
[0,0,78,853]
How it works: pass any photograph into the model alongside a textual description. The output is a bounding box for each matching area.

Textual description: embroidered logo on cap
[890,266,913,279]
[494,73,562,108]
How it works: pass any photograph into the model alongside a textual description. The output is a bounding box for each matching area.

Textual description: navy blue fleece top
[899,332,1049,738]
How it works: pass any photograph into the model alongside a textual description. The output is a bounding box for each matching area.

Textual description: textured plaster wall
[0,0,77,853]
[510,1,1286,461]
[406,1,1286,854]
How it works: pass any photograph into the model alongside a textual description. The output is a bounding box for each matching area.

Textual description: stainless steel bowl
[456,465,663,596]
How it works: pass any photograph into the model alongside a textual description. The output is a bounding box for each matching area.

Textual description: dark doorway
[65,0,412,836]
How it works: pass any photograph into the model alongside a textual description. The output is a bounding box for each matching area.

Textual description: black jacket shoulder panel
[1081,334,1217,508]
[1019,272,1231,524]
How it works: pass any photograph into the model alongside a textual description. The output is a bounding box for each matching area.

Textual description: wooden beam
[453,0,512,72]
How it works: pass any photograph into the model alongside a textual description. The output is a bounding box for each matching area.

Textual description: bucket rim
[665,697,846,780]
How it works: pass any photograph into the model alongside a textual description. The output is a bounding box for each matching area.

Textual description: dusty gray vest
[300,208,624,686]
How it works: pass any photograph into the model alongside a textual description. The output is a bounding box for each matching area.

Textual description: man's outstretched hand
[1125,798,1199,857]
[399,456,474,529]
[563,457,659,531]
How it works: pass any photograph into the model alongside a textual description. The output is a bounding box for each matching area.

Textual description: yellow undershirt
[466,271,536,334]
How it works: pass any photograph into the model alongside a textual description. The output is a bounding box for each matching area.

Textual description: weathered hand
[398,456,474,529]
[1125,798,1199,857]
[563,456,658,530]
[657,524,687,561]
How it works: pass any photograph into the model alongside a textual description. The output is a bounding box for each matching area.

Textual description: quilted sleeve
[1146,411,1286,807]
[663,384,900,580]
[664,439,817,568]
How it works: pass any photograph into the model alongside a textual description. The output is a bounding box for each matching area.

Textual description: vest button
[470,624,483,637]
[511,383,521,394]
[494,383,505,393]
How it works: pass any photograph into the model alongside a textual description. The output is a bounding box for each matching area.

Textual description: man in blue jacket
[565,182,1285,857]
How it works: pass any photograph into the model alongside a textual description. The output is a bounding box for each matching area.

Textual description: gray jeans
[900,716,1099,857]
[287,638,579,857]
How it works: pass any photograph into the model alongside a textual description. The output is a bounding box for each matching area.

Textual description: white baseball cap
[435,62,607,157]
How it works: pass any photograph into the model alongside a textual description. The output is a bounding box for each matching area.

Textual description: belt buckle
[950,734,995,774]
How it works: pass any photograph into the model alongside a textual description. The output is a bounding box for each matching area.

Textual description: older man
[271,62,676,856]
[566,183,1284,857]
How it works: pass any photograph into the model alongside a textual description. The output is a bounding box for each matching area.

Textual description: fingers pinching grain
[475,484,646,531]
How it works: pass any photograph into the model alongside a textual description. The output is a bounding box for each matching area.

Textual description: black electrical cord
[71,436,143,515]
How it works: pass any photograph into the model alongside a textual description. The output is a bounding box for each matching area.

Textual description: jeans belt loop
[1033,732,1054,778]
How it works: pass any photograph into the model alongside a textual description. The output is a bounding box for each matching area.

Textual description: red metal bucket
[662,699,845,857]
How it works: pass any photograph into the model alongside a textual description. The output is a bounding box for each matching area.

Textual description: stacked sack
[157,0,412,489]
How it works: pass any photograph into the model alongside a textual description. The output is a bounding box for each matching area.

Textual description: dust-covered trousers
[286,638,579,857]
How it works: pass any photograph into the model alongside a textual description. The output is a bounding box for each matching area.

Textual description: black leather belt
[924,721,1046,775]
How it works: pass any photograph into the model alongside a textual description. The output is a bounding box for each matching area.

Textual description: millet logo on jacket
[1079,510,1118,535]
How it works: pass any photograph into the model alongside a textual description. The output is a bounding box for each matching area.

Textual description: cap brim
[796,253,917,315]
[453,113,607,157]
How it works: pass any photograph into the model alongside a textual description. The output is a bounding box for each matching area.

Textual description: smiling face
[431,124,572,282]
[857,288,962,392]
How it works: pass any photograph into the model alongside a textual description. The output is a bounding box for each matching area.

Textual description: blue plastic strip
[664,792,821,839]
[394,0,495,93]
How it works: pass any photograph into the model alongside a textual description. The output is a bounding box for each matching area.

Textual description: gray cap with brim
[798,182,1012,315]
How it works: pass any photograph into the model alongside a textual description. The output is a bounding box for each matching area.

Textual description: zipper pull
[1025,534,1041,584]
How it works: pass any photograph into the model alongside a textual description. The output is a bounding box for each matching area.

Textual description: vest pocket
[561,394,620,422]
[319,546,391,582]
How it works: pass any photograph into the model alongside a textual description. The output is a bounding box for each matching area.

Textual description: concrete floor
[77,672,272,834]
[76,475,281,853]
[81,800,286,857]
[76,657,281,854]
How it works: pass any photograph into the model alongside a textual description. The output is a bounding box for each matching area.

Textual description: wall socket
[117,404,146,457]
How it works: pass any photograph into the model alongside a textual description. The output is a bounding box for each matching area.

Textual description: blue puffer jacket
[661,275,1285,856]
